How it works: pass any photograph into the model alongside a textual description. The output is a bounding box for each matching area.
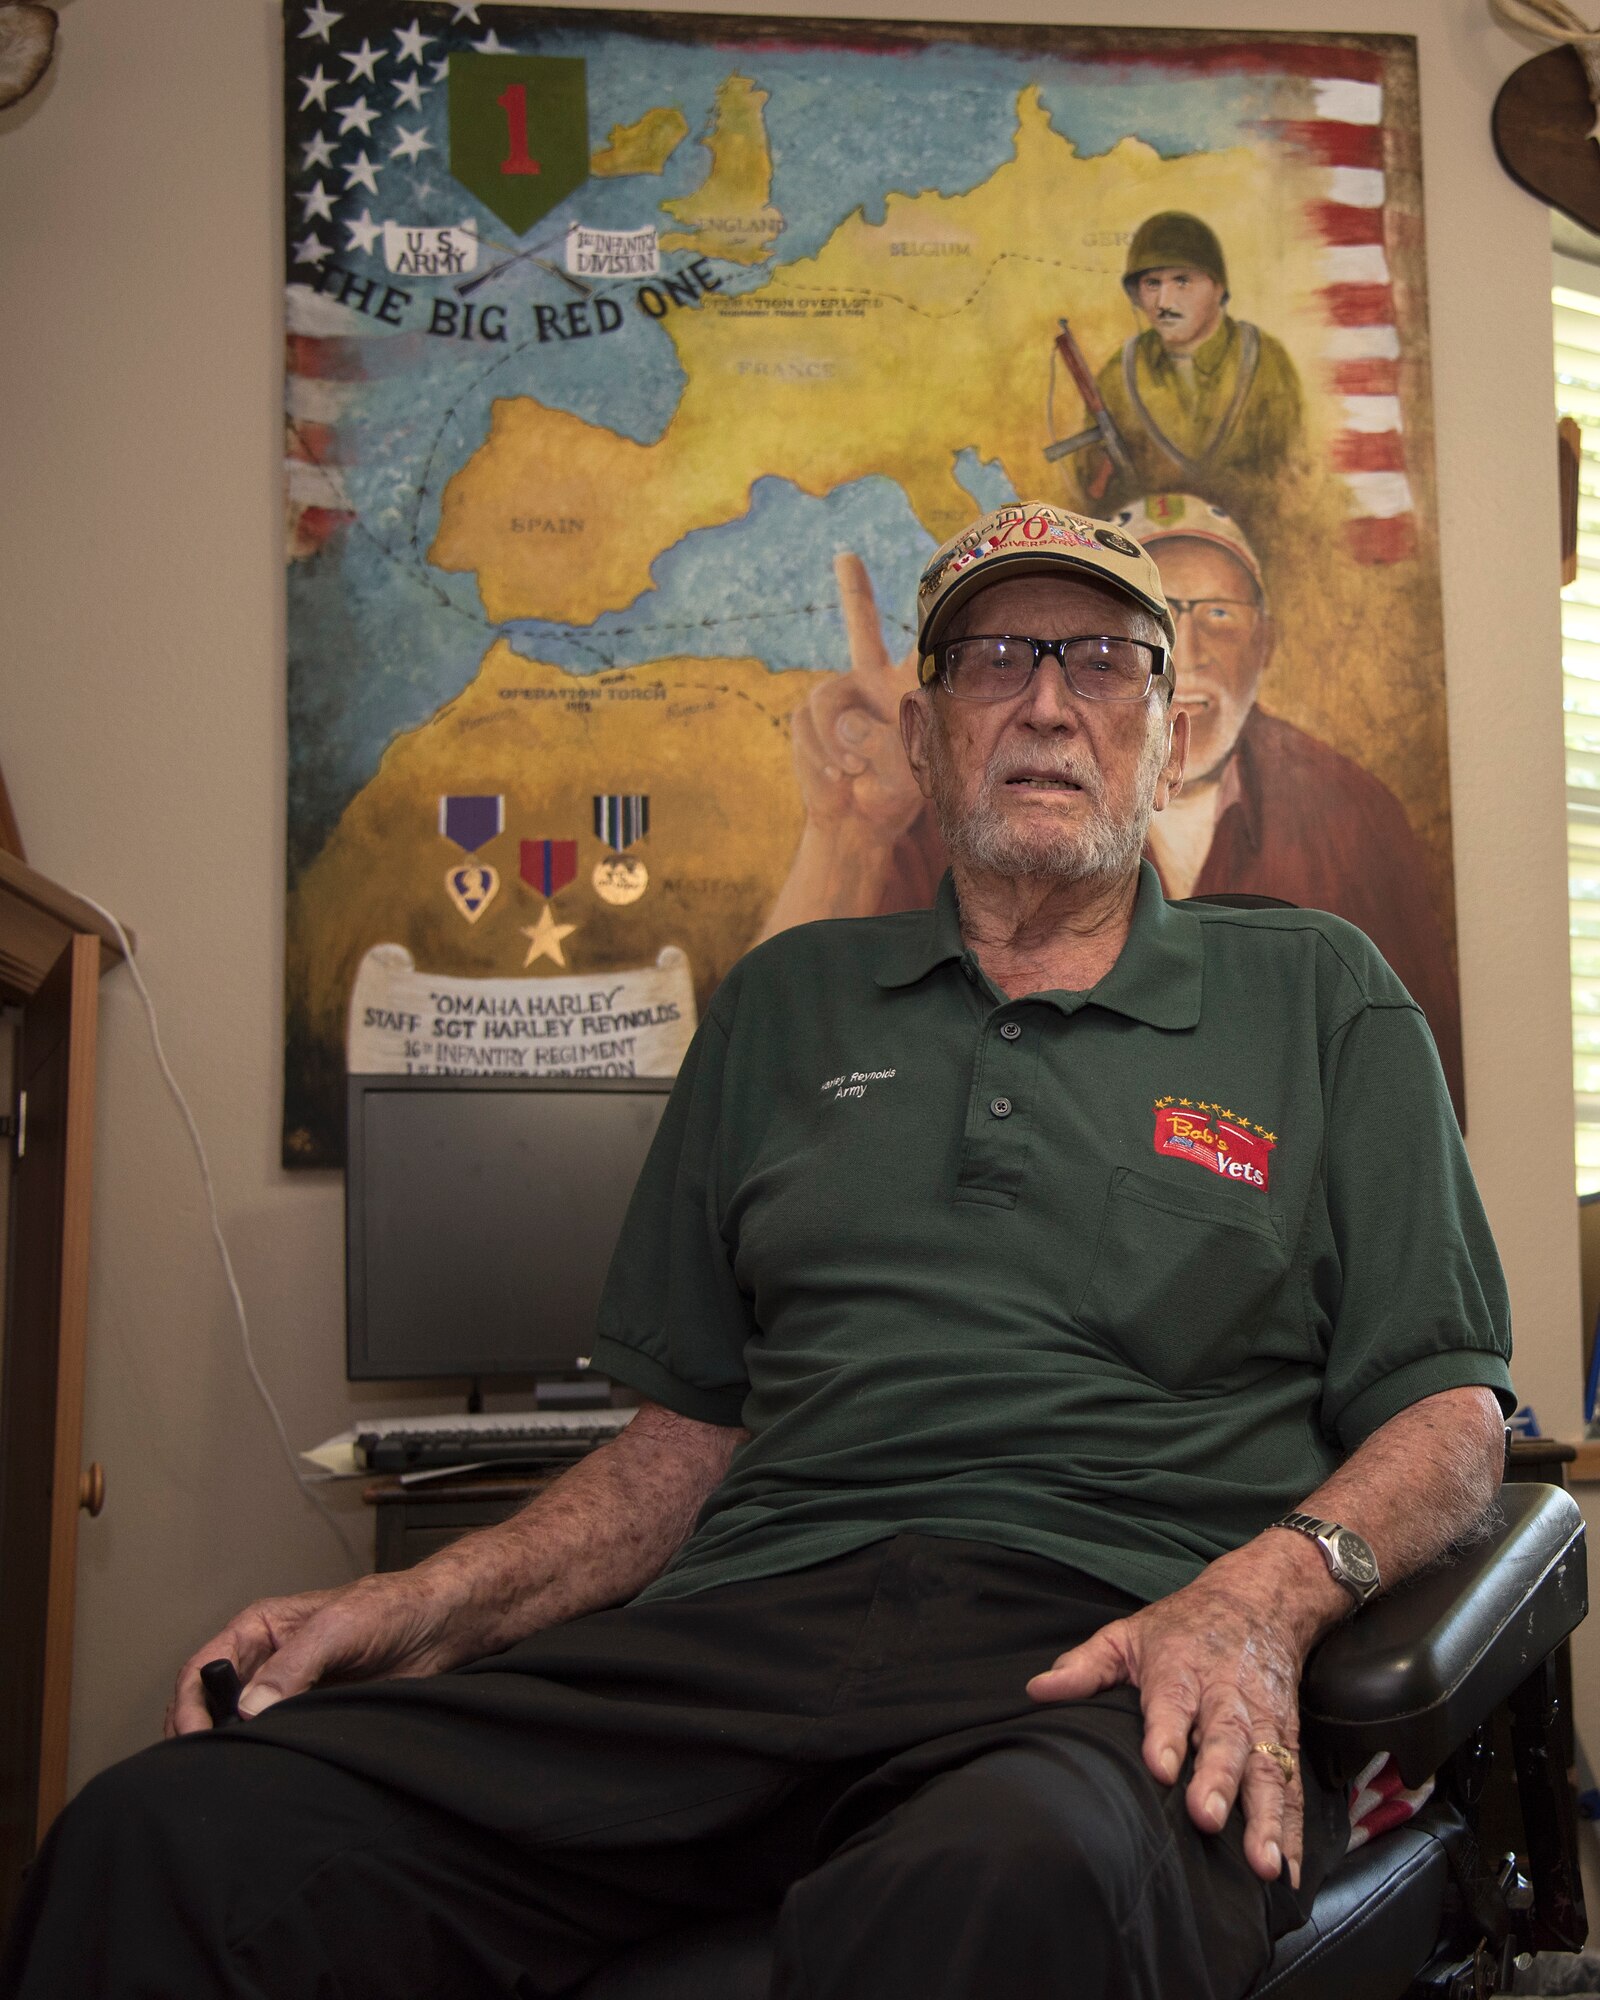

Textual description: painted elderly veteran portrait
[3,500,1509,2000]
[759,496,1464,1119]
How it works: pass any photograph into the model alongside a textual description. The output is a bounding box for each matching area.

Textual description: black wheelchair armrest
[1299,1483,1586,1787]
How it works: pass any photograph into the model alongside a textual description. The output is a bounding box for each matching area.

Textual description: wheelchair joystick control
[199,1659,243,1729]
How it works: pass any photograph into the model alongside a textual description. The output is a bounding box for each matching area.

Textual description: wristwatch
[1271,1512,1381,1606]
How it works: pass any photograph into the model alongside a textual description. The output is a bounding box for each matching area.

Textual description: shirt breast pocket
[1075,1165,1290,1392]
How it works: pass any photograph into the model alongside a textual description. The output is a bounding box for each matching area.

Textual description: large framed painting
[283,5,1458,1163]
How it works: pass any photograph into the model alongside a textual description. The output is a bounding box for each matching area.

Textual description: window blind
[1554,284,1600,1190]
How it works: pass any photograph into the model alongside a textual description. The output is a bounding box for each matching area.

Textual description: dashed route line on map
[298,239,1090,674]
[400,240,1093,584]
[291,415,485,635]
[764,254,1112,324]
[407,285,641,577]
[523,601,917,648]
[717,249,1107,324]
[291,416,918,676]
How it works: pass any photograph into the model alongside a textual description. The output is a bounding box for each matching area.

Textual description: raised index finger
[834,552,894,690]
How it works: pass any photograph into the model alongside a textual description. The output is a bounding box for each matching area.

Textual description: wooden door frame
[32,933,100,1837]
[0,864,123,1924]
[0,932,101,1913]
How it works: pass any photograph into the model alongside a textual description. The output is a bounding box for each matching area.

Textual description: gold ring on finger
[1250,1741,1297,1782]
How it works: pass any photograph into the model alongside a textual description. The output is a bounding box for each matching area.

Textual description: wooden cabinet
[0,856,124,1928]
[366,1474,555,1573]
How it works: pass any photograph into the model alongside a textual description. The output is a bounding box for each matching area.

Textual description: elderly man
[762,498,1465,1119]
[1,503,1511,2000]
[1073,212,1304,513]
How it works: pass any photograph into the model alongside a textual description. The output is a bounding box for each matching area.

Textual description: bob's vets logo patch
[1152,1097,1277,1190]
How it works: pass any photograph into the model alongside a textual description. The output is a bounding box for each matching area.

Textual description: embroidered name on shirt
[821,1068,897,1101]
[1152,1097,1277,1190]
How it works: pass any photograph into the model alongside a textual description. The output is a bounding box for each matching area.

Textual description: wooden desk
[1508,1437,1579,1482]
[364,1472,557,1572]
[1560,1439,1600,1485]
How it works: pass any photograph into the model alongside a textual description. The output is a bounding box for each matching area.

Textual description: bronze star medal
[521,903,578,967]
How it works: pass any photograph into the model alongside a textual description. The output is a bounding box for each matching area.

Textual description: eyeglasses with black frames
[921,634,1175,704]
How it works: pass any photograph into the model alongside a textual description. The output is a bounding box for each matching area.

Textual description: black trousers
[0,1534,1349,2000]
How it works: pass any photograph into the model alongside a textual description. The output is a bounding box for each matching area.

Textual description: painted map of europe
[283,5,1452,1163]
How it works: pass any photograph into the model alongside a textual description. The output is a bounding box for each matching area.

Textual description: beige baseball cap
[1109,493,1265,596]
[917,501,1176,658]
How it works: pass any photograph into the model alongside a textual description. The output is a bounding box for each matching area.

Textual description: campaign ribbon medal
[521,838,577,897]
[1152,1097,1276,1191]
[592,792,650,904]
[439,793,504,923]
[519,838,579,967]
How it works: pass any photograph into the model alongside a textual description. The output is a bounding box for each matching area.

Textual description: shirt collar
[873,870,967,989]
[874,862,1204,1030]
[1144,314,1236,383]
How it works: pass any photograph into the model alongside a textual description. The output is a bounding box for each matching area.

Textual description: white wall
[0,0,1583,1793]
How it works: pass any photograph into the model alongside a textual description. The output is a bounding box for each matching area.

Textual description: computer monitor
[345,1073,671,1384]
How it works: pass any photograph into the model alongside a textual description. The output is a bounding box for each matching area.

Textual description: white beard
[926,709,1169,886]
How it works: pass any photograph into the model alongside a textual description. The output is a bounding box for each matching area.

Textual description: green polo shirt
[592,865,1514,1607]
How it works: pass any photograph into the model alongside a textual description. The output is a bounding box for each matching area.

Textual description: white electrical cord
[74,895,363,1574]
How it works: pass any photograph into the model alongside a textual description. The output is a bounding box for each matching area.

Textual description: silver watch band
[1271,1511,1381,1604]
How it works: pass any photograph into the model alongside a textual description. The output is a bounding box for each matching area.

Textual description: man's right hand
[755,551,938,942]
[790,552,925,838]
[165,1402,746,1738]
[166,1567,474,1737]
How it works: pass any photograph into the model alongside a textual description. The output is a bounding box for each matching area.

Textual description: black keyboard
[356,1408,634,1472]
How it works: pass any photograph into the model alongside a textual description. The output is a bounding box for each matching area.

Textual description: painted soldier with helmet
[1074,211,1306,513]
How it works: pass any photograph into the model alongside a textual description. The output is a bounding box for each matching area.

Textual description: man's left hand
[1025,1546,1336,1888]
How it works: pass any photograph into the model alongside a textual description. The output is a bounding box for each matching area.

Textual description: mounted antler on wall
[0,4,57,113]
[1493,3,1597,585]
[1490,0,1600,229]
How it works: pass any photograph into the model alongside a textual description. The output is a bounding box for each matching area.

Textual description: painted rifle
[1043,317,1136,489]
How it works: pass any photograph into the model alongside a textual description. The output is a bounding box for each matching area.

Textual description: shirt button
[990,1096,1012,1119]
[999,1021,1022,1041]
